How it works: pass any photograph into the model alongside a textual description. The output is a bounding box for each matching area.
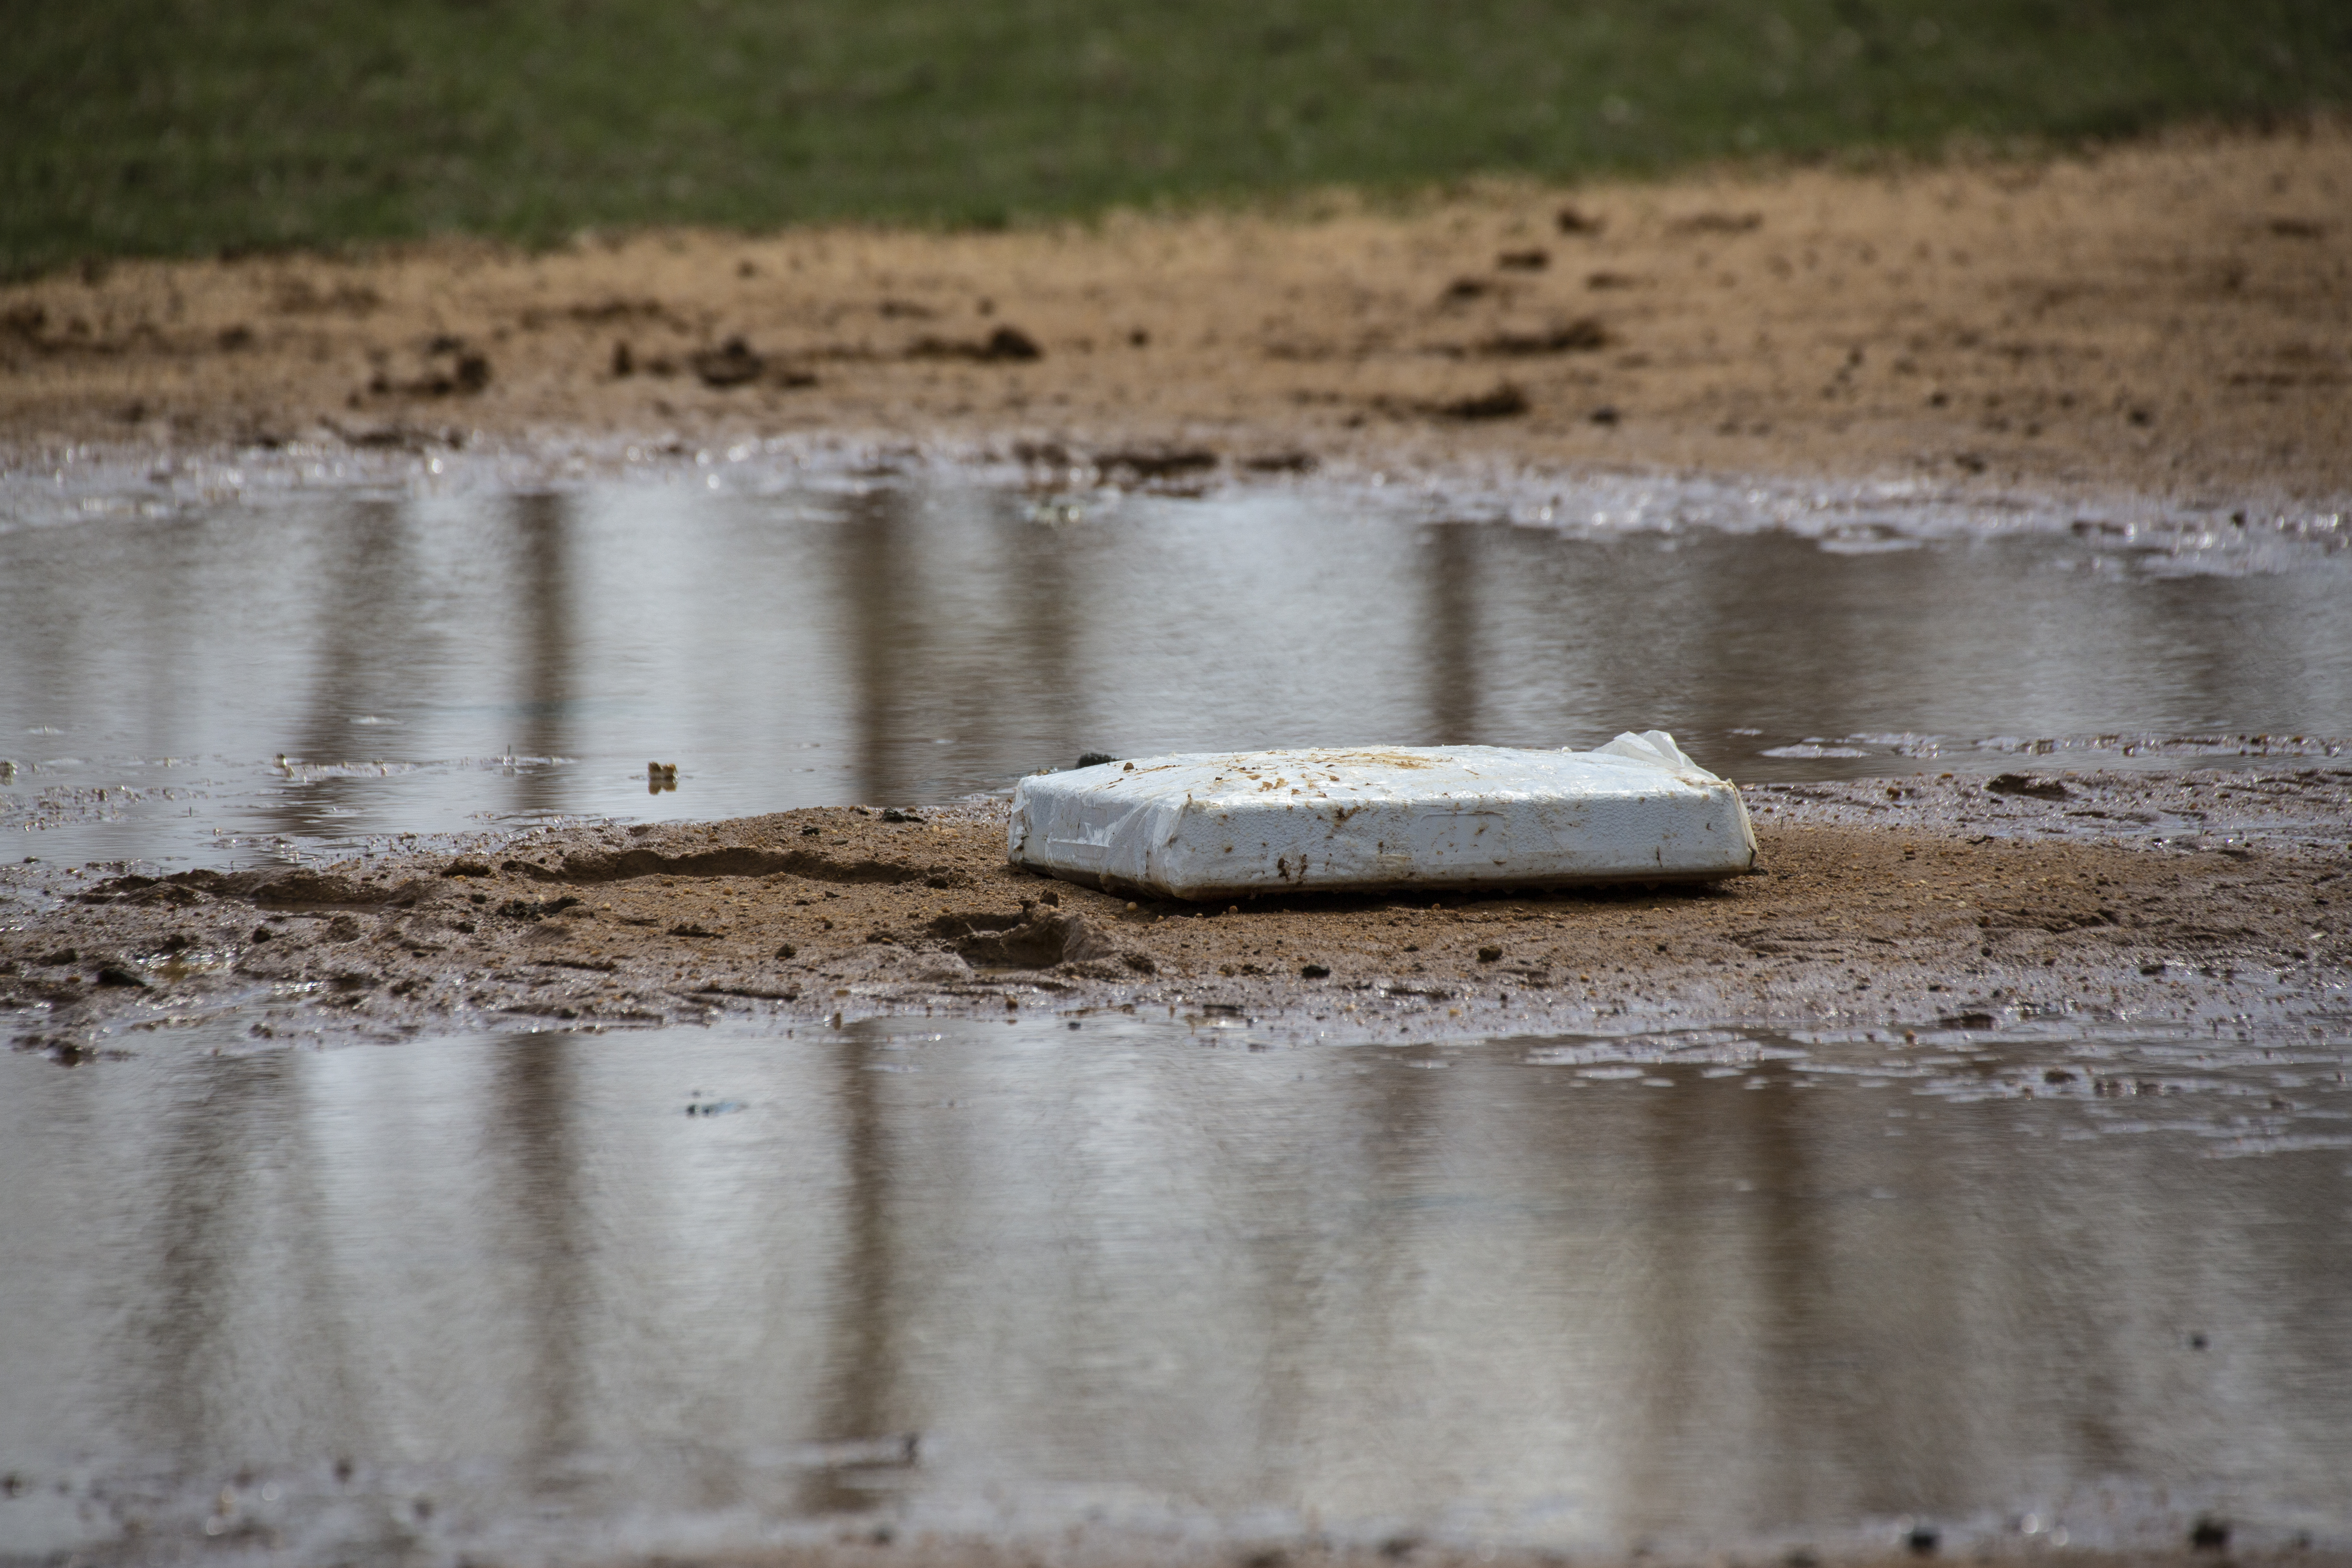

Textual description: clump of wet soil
[3,770,2345,1060]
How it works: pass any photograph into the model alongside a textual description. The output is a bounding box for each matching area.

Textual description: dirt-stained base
[33,1521,2348,1568]
[607,1541,2343,1568]
[3,126,2349,505]
[5,769,2345,1059]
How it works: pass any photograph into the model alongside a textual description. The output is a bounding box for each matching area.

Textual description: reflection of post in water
[1615,1066,1961,1533]
[263,499,417,845]
[508,493,575,820]
[1003,501,1085,764]
[134,1055,366,1472]
[832,490,919,806]
[1720,1073,1835,1523]
[138,1054,266,1468]
[1613,1067,1778,1530]
[1422,524,1481,744]
[1254,1046,1454,1484]
[493,1033,590,1474]
[795,1029,900,1517]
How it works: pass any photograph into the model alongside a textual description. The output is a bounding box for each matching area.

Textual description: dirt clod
[909,325,1042,363]
[1440,383,1529,420]
[1096,447,1216,481]
[1479,318,1607,355]
[1987,773,2069,800]
[690,336,764,388]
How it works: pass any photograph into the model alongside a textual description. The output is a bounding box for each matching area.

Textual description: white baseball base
[1008,731,1760,901]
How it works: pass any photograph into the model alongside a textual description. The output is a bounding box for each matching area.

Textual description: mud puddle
[3,457,2348,873]
[5,458,2346,1566]
[1,1014,2346,1566]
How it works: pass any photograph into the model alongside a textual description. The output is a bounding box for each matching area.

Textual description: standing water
[2,454,2346,870]
[1,1017,2347,1563]
[2,450,2348,1565]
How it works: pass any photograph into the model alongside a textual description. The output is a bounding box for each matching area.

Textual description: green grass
[6,0,2349,276]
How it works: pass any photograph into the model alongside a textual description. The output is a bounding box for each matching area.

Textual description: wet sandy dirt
[6,770,2346,1056]
[4,127,2349,506]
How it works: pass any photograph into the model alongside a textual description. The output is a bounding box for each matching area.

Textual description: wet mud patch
[2,772,2345,1060]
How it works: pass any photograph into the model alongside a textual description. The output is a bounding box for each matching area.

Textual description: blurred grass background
[6,0,2350,277]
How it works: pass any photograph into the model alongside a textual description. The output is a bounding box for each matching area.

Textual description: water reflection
[833,489,919,811]
[509,493,578,821]
[2,481,2348,869]
[1,1020,2345,1564]
[1423,524,1481,744]
[247,499,425,842]
[801,1032,902,1518]
[139,1053,280,1470]
[494,1033,590,1482]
